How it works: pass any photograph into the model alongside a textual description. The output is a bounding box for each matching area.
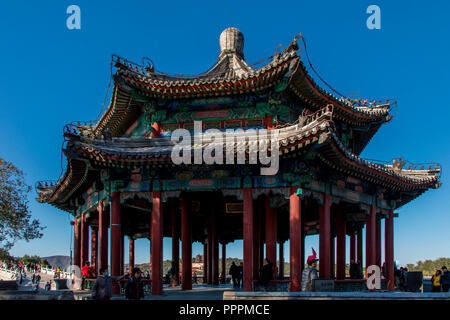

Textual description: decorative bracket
[120,192,153,203]
[161,191,181,202]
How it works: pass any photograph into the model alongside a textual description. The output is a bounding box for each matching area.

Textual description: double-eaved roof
[36,28,441,212]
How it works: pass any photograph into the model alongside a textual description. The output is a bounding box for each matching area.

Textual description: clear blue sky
[1,0,449,267]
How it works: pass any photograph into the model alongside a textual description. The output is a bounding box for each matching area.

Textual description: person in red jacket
[81,261,95,289]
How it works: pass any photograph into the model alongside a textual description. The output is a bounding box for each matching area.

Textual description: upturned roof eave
[39,113,440,206]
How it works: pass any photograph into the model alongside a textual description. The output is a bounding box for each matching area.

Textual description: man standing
[441,266,450,292]
[125,268,144,300]
[229,262,240,288]
[238,262,244,288]
[35,274,41,288]
[259,259,274,286]
[91,267,126,300]
[301,249,319,292]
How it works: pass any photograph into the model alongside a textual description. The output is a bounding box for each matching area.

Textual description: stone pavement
[75,284,236,300]
[224,291,450,300]
[0,269,56,291]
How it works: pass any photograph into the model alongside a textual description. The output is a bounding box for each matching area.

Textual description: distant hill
[42,255,71,269]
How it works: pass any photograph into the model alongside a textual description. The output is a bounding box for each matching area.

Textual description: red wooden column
[171,202,180,285]
[98,201,108,274]
[376,220,381,267]
[211,203,219,285]
[221,242,226,284]
[120,233,124,275]
[110,191,121,294]
[289,187,302,291]
[319,194,331,279]
[330,235,335,279]
[265,195,277,279]
[151,191,163,295]
[350,232,356,262]
[259,197,265,273]
[203,243,208,284]
[357,227,363,266]
[279,241,284,279]
[366,205,377,271]
[300,208,305,276]
[385,210,395,291]
[73,218,81,268]
[207,218,213,284]
[91,227,98,273]
[252,199,261,282]
[81,214,89,266]
[80,213,89,267]
[336,205,346,280]
[181,197,192,290]
[129,238,135,275]
[242,188,254,291]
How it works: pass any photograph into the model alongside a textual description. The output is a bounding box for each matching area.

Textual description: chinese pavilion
[37,28,441,294]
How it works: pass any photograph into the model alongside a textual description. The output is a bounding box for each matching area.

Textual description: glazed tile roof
[37,106,440,209]
[93,33,395,144]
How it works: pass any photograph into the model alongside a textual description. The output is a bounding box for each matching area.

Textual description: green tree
[40,259,50,267]
[0,158,44,250]
[0,247,12,261]
[19,254,42,265]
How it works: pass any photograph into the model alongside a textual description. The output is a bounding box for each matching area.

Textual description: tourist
[229,262,239,288]
[397,267,408,291]
[238,262,244,288]
[91,267,127,300]
[81,261,96,289]
[349,259,358,279]
[125,268,144,300]
[45,281,51,291]
[193,272,198,284]
[431,270,442,292]
[355,260,364,279]
[441,266,450,292]
[301,249,319,292]
[35,274,41,287]
[32,273,36,284]
[259,258,274,287]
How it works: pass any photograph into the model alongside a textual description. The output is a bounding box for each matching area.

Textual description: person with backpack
[301,248,319,292]
[91,267,126,300]
[125,268,144,300]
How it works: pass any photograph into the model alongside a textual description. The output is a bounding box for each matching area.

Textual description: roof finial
[219,27,244,58]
